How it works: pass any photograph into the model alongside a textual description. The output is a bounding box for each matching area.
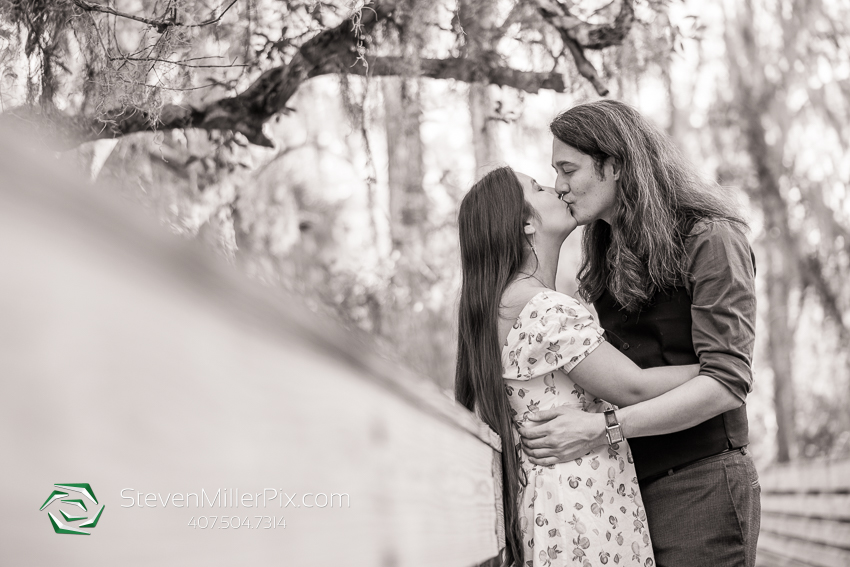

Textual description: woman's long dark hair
[550,99,747,311]
[456,167,534,567]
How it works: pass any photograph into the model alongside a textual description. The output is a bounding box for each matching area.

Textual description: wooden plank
[756,547,813,567]
[757,533,850,567]
[0,130,501,455]
[0,130,503,565]
[760,461,850,494]
[756,549,809,567]
[762,493,850,521]
[761,513,850,551]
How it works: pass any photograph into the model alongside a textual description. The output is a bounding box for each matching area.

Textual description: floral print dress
[501,291,655,567]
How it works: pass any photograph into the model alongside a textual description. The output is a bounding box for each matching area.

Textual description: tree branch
[107,55,249,68]
[560,36,610,96]
[534,0,633,49]
[71,0,166,28]
[348,55,567,93]
[72,0,238,32]
[533,0,634,96]
[8,0,631,147]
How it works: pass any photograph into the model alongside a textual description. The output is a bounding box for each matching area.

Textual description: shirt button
[622,314,629,322]
[622,343,630,350]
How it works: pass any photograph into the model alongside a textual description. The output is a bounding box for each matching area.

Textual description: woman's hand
[517,407,607,465]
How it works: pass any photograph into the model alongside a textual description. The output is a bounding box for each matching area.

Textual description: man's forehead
[551,140,583,164]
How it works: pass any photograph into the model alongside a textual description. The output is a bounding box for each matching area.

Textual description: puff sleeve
[502,291,606,380]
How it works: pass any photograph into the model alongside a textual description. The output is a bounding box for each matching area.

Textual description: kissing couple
[455,100,760,567]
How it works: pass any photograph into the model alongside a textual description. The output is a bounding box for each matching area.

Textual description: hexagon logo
[39,483,105,535]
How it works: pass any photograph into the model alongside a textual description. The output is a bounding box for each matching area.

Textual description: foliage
[0,0,657,145]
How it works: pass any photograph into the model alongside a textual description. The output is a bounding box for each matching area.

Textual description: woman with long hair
[456,166,701,567]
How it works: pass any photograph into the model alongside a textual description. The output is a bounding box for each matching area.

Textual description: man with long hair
[519,100,760,566]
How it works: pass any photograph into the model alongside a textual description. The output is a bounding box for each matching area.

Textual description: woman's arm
[567,342,699,407]
[617,375,742,436]
[517,376,742,465]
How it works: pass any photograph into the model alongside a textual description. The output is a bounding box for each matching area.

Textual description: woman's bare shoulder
[500,284,548,317]
[497,283,548,347]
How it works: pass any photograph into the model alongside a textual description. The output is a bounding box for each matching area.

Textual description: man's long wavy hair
[456,167,534,567]
[550,100,746,311]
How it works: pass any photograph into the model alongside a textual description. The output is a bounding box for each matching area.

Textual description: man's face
[551,138,618,226]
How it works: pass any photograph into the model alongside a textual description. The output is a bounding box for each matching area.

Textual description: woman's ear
[523,223,536,235]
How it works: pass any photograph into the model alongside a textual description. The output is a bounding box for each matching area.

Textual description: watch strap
[604,409,624,444]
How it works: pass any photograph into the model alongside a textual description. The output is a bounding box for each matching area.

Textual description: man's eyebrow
[552,160,577,167]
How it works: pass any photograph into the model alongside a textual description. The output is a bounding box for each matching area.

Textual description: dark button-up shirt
[682,219,757,402]
[594,218,756,480]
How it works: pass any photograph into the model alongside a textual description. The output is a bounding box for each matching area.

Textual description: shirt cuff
[699,352,752,402]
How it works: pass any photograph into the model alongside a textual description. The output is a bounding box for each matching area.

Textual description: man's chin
[572,213,603,227]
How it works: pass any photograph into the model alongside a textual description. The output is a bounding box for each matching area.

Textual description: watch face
[607,427,624,444]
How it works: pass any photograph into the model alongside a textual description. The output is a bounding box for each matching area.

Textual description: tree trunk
[725,1,798,461]
[764,236,798,461]
[459,0,502,175]
[469,84,502,175]
[382,77,427,259]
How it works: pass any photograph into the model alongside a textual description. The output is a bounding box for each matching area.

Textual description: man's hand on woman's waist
[518,407,606,466]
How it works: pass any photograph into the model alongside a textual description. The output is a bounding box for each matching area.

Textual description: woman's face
[515,172,577,239]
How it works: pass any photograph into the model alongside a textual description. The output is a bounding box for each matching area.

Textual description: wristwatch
[604,409,624,445]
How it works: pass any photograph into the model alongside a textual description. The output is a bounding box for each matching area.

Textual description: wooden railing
[0,130,504,566]
[757,459,850,566]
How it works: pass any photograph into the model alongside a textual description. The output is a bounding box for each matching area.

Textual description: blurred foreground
[0,130,503,566]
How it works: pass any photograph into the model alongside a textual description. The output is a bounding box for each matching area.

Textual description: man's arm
[519,376,741,465]
[520,220,756,464]
[687,220,756,402]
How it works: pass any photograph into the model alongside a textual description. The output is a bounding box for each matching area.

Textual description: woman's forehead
[514,171,535,187]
